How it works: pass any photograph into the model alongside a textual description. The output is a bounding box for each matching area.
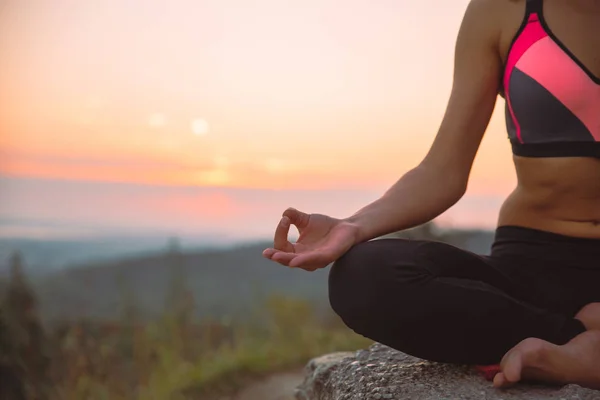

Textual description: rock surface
[294,343,600,400]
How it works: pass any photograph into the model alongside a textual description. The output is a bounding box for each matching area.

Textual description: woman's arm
[346,0,504,243]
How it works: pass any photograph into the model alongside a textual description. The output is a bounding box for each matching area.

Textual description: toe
[493,372,507,388]
[500,349,523,384]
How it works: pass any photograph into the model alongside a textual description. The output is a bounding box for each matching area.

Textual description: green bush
[1,254,370,400]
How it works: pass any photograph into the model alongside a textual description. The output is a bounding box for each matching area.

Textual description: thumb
[274,216,294,252]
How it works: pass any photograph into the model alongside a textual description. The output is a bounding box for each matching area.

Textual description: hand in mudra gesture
[262,207,360,271]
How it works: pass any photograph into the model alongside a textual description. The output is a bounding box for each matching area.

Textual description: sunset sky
[0,0,516,240]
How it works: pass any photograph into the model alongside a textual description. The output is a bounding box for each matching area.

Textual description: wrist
[341,215,368,244]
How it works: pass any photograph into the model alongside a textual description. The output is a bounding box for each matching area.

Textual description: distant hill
[33,241,330,322]
[25,226,494,323]
[0,235,241,276]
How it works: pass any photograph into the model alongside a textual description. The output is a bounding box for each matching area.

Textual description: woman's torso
[496,0,600,239]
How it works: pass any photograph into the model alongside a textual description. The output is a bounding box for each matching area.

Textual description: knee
[328,239,426,331]
[328,241,379,324]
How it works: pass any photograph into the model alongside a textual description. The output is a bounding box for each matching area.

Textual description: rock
[294,343,600,400]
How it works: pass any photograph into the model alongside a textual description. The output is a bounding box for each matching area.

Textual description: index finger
[274,216,294,252]
[282,208,310,230]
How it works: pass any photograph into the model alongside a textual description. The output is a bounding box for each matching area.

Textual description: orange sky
[0,0,517,239]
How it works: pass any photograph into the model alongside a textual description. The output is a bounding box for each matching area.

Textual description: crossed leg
[495,303,600,390]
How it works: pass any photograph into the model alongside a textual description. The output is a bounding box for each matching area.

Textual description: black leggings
[328,225,600,365]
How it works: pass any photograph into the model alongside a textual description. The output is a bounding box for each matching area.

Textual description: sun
[191,118,209,136]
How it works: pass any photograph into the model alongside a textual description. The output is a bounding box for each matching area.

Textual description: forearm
[345,164,466,243]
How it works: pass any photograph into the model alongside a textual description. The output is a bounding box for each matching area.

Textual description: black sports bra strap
[526,0,543,14]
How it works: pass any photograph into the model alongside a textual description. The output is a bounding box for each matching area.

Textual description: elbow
[451,175,469,201]
[437,180,466,211]
[443,171,469,206]
[416,163,469,205]
[450,182,468,206]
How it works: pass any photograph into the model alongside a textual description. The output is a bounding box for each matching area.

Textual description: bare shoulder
[466,0,524,17]
[419,0,528,182]
[457,0,505,51]
[496,0,531,62]
[460,0,528,62]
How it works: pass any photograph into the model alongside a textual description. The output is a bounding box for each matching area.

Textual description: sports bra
[503,0,600,158]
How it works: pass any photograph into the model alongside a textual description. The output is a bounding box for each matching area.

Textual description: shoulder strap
[526,0,543,14]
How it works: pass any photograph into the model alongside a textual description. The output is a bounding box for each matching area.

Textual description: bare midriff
[498,156,600,239]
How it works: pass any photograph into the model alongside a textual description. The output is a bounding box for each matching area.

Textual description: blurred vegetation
[17,222,493,325]
[0,222,494,399]
[0,246,372,400]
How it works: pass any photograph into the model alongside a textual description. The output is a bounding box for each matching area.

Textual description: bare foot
[575,302,600,330]
[493,331,600,390]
